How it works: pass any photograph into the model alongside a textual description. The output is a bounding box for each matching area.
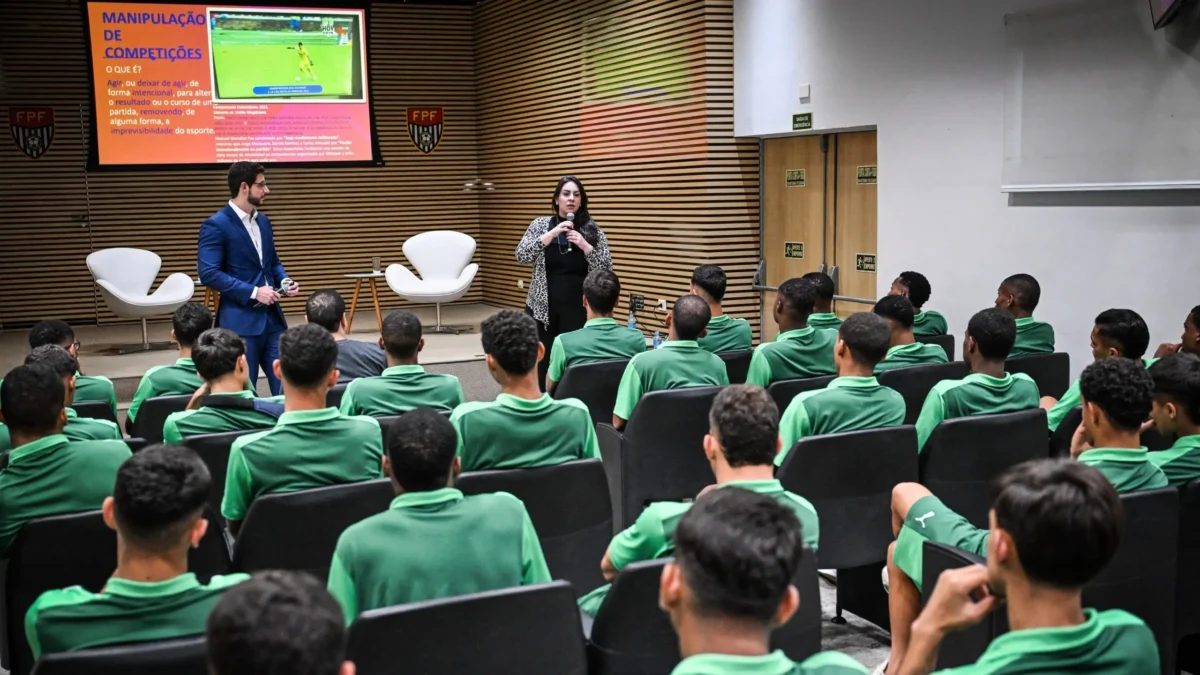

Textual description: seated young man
[661,488,868,675]
[1042,308,1152,433]
[994,273,1054,356]
[613,295,730,430]
[340,310,465,416]
[25,445,247,659]
[776,312,905,465]
[163,328,283,443]
[872,295,949,373]
[691,264,753,353]
[1155,304,1200,359]
[745,277,837,388]
[327,408,550,623]
[1147,353,1200,486]
[222,324,383,533]
[306,289,386,383]
[23,319,118,418]
[0,365,130,556]
[892,460,1159,675]
[546,269,646,395]
[578,385,820,616]
[914,308,1040,450]
[452,310,598,470]
[0,346,123,452]
[883,358,1166,674]
[127,302,211,428]
[801,271,842,331]
[888,271,946,338]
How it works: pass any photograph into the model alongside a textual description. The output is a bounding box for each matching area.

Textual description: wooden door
[831,131,878,317]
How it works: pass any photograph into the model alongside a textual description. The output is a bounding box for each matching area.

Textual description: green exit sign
[784,242,804,259]
[792,112,813,131]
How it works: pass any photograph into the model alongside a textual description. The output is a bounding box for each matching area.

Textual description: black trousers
[527,300,587,392]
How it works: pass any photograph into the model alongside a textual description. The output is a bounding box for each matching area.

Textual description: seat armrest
[596,423,624,533]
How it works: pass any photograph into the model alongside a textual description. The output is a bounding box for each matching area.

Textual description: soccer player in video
[288,42,316,81]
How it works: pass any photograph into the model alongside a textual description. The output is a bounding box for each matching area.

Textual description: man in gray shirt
[305,289,387,383]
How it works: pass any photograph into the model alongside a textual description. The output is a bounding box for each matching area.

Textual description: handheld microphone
[565,212,575,252]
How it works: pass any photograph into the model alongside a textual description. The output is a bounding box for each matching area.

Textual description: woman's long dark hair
[551,175,598,247]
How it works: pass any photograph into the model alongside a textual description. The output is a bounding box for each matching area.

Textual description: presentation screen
[85,3,378,166]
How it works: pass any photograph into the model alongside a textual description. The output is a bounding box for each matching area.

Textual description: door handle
[829,265,839,293]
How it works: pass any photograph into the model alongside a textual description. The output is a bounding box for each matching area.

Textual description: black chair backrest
[232,479,394,582]
[69,401,118,426]
[554,359,631,426]
[347,581,586,675]
[920,541,1006,668]
[768,375,837,413]
[778,426,919,569]
[718,350,753,385]
[326,383,348,409]
[920,408,1049,528]
[189,506,232,583]
[916,333,956,361]
[131,394,193,443]
[124,438,148,453]
[182,429,263,517]
[1005,352,1070,400]
[456,460,612,597]
[1176,479,1200,641]
[30,636,208,675]
[877,361,970,425]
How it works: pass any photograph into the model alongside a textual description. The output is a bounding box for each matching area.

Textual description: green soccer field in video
[210,31,356,100]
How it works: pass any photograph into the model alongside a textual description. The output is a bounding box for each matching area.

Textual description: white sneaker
[870,659,888,675]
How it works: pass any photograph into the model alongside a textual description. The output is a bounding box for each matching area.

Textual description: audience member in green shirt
[661,488,868,675]
[1154,304,1200,359]
[26,319,118,420]
[873,295,949,373]
[127,302,210,429]
[0,346,123,453]
[691,264,753,353]
[1147,353,1200,486]
[802,271,843,331]
[995,273,1054,356]
[889,460,1157,675]
[328,408,551,624]
[889,271,947,338]
[25,445,247,659]
[340,310,465,416]
[208,570,352,675]
[614,294,729,429]
[546,269,646,395]
[745,277,837,388]
[777,313,905,463]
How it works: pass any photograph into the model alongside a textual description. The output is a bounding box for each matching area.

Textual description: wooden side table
[344,272,386,332]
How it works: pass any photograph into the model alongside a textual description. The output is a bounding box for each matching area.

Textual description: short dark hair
[709,385,779,467]
[193,328,246,381]
[691,264,728,302]
[1149,353,1200,424]
[227,161,265,198]
[583,269,622,315]
[113,445,211,552]
[278,324,338,388]
[1094,309,1150,360]
[1002,273,1042,312]
[673,487,803,621]
[992,459,1122,589]
[800,272,835,303]
[381,310,422,359]
[386,408,458,492]
[968,308,1017,360]
[24,344,78,379]
[28,320,74,349]
[1079,357,1154,432]
[207,570,346,675]
[873,295,915,330]
[0,365,64,435]
[172,302,212,347]
[481,310,540,375]
[1191,305,1200,326]
[673,294,712,341]
[839,312,891,366]
[305,290,345,333]
[897,271,932,309]
[777,278,816,322]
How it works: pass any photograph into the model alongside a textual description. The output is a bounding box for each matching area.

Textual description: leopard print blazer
[515,216,613,327]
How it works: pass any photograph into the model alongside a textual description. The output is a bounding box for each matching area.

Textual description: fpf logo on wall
[10,107,54,159]
[406,107,444,155]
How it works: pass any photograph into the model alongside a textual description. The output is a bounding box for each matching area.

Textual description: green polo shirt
[1078,447,1168,492]
[614,341,729,420]
[327,488,550,624]
[1009,316,1055,357]
[1149,434,1200,487]
[745,327,837,388]
[932,609,1158,675]
[25,572,248,659]
[547,317,647,382]
[671,650,869,675]
[806,313,843,331]
[697,314,753,353]
[1047,357,1158,432]
[451,394,598,471]
[577,480,820,616]
[0,408,122,453]
[72,373,119,420]
[874,342,949,373]
[0,434,130,556]
[339,365,465,417]
[915,373,1040,450]
[163,391,280,444]
[777,377,905,465]
[911,310,948,337]
[221,408,383,521]
[127,358,203,423]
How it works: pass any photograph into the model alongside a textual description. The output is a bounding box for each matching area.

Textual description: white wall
[735,0,1200,376]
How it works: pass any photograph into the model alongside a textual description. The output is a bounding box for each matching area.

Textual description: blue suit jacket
[197,205,288,337]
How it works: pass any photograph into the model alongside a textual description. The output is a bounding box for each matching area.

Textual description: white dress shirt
[228,200,264,301]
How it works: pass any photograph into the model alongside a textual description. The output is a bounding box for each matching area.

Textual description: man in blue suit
[198,161,299,395]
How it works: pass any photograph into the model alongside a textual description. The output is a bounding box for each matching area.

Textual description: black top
[544,216,589,323]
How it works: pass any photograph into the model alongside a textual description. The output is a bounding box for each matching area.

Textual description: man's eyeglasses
[252,181,268,189]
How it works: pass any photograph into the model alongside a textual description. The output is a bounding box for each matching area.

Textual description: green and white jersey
[697,314,754,354]
[1009,317,1055,357]
[911,310,948,338]
[547,318,647,382]
[451,394,598,471]
[915,373,1041,450]
[874,342,949,373]
[1149,434,1200,487]
[1047,358,1158,432]
[670,650,869,675]
[613,341,729,420]
[806,313,843,332]
[339,365,465,416]
[127,357,203,423]
[162,391,279,444]
[777,377,905,465]
[1077,447,1168,492]
[745,328,837,388]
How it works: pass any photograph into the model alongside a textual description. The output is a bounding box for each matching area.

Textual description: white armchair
[385,231,479,334]
[86,247,195,352]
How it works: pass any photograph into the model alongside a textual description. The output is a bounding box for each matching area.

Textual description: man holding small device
[198,161,299,395]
